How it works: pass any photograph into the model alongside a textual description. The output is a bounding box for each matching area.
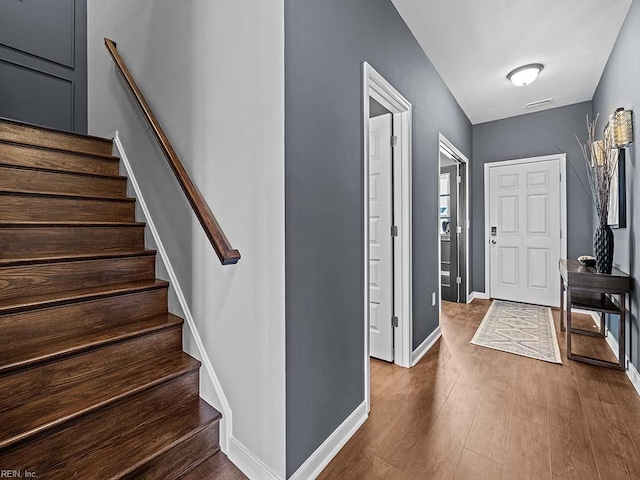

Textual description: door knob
[491,239,497,245]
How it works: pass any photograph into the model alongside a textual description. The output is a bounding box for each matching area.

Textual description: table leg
[600,311,606,338]
[619,293,626,370]
[560,275,565,332]
[566,287,572,360]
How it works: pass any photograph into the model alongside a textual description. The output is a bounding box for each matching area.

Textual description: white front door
[369,113,394,361]
[489,159,561,307]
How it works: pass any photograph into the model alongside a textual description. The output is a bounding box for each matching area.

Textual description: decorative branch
[576,115,618,225]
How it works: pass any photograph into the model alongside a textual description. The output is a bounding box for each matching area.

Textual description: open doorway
[363,63,413,413]
[438,136,470,305]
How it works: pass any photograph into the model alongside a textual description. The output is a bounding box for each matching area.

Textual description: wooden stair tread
[0,279,169,314]
[0,193,136,222]
[0,117,113,157]
[0,138,120,163]
[0,348,198,449]
[0,220,145,228]
[0,249,156,267]
[0,161,126,179]
[0,254,156,302]
[0,141,120,177]
[0,223,147,260]
[0,138,120,162]
[0,116,113,144]
[0,385,221,479]
[0,312,182,374]
[0,188,136,202]
[0,164,127,198]
[0,139,119,160]
[179,451,248,480]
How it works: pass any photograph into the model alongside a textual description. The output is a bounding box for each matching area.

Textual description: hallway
[319,300,640,479]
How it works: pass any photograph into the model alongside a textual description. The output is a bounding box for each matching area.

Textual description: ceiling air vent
[526,98,554,109]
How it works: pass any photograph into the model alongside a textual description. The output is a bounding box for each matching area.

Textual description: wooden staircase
[0,118,246,479]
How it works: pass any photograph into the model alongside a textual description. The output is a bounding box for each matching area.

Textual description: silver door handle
[491,239,497,245]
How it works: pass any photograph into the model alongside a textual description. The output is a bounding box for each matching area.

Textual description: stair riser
[0,166,126,198]
[0,256,156,301]
[0,142,120,176]
[0,327,183,410]
[0,121,113,156]
[0,226,146,259]
[0,195,135,222]
[125,421,220,479]
[0,372,204,476]
[0,372,202,471]
[0,288,168,349]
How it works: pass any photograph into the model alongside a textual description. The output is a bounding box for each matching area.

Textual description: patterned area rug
[470,300,562,364]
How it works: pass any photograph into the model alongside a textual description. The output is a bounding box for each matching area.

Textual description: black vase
[593,223,614,274]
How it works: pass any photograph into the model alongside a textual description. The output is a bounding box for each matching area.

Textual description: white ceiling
[391,0,633,124]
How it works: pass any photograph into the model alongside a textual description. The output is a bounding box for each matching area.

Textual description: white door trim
[363,62,413,412]
[483,154,567,300]
[438,134,471,308]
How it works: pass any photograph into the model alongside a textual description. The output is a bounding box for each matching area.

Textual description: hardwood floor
[318,300,640,480]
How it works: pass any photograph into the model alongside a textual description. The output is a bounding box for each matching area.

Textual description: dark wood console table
[559,259,631,370]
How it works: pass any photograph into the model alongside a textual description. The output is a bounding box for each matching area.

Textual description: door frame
[437,135,471,309]
[363,62,413,411]
[483,154,568,301]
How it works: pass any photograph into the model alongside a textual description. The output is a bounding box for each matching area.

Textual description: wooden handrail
[104,38,240,265]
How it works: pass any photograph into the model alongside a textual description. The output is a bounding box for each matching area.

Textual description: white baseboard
[228,436,283,480]
[289,401,368,480]
[411,326,442,366]
[469,291,488,302]
[577,309,640,397]
[626,359,640,396]
[601,326,640,396]
[605,328,619,359]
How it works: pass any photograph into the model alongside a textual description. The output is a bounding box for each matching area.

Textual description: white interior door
[369,113,393,361]
[489,159,561,307]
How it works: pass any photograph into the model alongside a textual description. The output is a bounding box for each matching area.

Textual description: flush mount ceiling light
[507,63,544,87]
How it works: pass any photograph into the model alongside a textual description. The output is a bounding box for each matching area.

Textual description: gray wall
[369,97,390,118]
[471,102,594,292]
[285,0,471,475]
[0,0,87,133]
[592,0,640,366]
